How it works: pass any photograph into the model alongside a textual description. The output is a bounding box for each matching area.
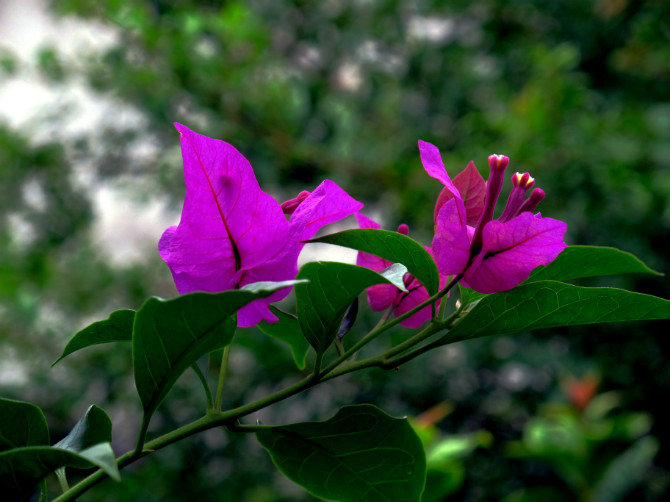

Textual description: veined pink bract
[159,124,363,327]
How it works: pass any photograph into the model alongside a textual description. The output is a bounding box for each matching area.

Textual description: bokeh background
[1,0,668,501]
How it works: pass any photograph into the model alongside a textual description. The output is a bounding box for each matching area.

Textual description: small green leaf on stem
[258,306,310,370]
[53,309,135,366]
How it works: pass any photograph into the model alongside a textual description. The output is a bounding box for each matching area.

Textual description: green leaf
[446,281,670,343]
[0,398,49,451]
[256,404,426,502]
[0,402,119,501]
[53,309,135,365]
[295,262,409,354]
[134,281,301,427]
[258,306,310,370]
[0,445,119,501]
[457,284,486,309]
[527,246,662,283]
[54,405,112,452]
[54,405,119,491]
[310,228,440,295]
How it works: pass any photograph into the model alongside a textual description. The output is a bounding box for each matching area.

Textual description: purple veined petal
[366,283,400,312]
[160,124,289,294]
[453,161,487,226]
[394,267,448,328]
[394,284,433,328]
[434,161,486,226]
[418,140,462,202]
[356,212,380,231]
[290,179,364,243]
[464,212,568,294]
[237,181,362,327]
[236,294,281,327]
[234,262,296,327]
[432,198,472,276]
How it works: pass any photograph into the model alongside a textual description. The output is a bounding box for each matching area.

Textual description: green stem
[214,344,233,411]
[56,468,70,494]
[322,323,444,381]
[320,274,462,379]
[191,362,213,410]
[383,336,450,368]
[53,371,320,502]
[132,415,150,459]
[53,275,465,502]
[334,337,345,356]
[39,479,48,502]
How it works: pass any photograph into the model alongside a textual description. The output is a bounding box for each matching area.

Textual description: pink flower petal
[432,199,471,276]
[159,124,288,294]
[160,125,363,328]
[464,212,567,293]
[453,161,486,226]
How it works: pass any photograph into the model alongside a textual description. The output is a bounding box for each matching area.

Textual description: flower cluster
[160,126,567,328]
[419,140,567,294]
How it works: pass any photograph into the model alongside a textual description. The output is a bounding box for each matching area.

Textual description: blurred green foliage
[505,386,658,502]
[1,0,668,500]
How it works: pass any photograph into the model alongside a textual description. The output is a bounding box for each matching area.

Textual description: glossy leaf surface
[54,405,113,452]
[256,404,426,502]
[309,229,440,295]
[295,262,408,353]
[447,281,670,343]
[134,281,302,425]
[526,246,661,283]
[0,445,119,501]
[0,398,48,451]
[53,309,135,365]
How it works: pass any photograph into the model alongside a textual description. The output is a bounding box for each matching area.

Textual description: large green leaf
[256,404,426,502]
[526,246,661,283]
[446,281,670,343]
[295,262,408,354]
[53,309,136,365]
[0,398,49,451]
[0,445,119,501]
[258,306,310,370]
[310,228,440,295]
[133,280,302,426]
[458,245,660,311]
